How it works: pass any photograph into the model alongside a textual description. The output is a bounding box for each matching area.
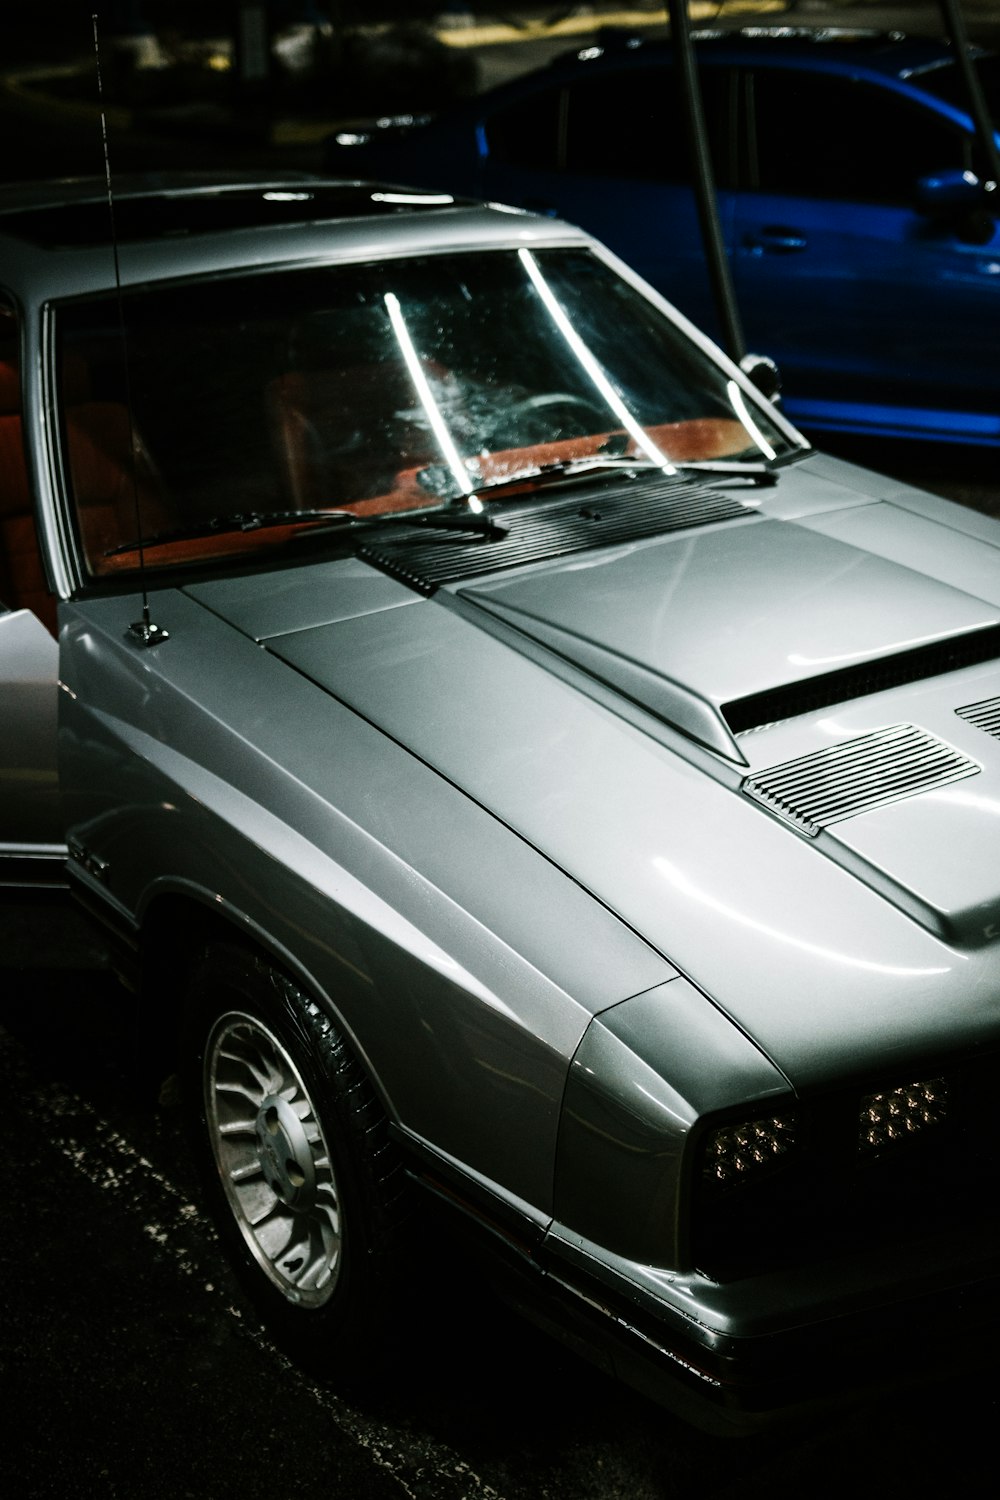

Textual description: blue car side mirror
[915,170,996,245]
[915,168,993,214]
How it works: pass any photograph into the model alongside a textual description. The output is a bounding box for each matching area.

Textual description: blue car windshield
[917,53,1000,140]
[55,247,801,576]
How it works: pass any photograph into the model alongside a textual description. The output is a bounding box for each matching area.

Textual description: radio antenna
[92,11,168,647]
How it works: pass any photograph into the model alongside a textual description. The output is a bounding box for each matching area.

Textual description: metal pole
[665,0,744,362]
[938,0,1000,187]
[234,0,272,105]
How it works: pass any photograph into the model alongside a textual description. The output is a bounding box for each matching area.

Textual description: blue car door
[731,65,1000,444]
[476,61,738,342]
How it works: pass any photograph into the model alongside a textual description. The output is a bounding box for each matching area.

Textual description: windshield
[917,53,1000,135]
[55,247,803,576]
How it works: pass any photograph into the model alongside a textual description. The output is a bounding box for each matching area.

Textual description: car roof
[0,174,581,303]
[561,26,972,82]
[0,173,477,248]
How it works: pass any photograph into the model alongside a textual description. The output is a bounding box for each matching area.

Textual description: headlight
[858,1077,948,1156]
[701,1111,798,1191]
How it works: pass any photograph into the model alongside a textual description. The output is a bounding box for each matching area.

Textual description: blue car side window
[748,70,971,204]
[487,84,565,171]
[562,66,733,186]
[486,65,734,188]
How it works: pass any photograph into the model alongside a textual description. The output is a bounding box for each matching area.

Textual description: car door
[0,296,63,886]
[477,59,738,342]
[731,66,1000,442]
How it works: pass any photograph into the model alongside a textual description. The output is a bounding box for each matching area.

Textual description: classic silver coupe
[3,175,1000,1430]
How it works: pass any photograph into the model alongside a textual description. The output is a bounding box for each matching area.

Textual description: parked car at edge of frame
[326,27,1000,450]
[3,174,1000,1433]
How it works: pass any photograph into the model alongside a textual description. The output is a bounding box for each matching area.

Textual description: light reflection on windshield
[56,247,804,576]
[726,380,777,461]
[383,289,473,499]
[517,248,673,471]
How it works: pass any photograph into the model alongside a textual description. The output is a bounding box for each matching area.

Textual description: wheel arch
[133,881,385,1111]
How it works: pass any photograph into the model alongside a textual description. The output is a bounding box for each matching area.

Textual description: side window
[0,297,54,634]
[486,84,565,171]
[563,64,732,185]
[748,70,970,203]
[485,64,733,185]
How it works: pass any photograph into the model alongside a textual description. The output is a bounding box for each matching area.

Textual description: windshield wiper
[104,507,358,556]
[105,502,505,558]
[422,452,782,511]
[673,460,778,486]
[418,455,668,514]
[407,510,507,538]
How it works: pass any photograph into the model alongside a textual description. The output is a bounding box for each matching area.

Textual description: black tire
[182,941,408,1377]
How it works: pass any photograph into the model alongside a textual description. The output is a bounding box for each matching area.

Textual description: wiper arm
[420,455,668,514]
[105,502,505,558]
[104,506,360,557]
[407,509,507,538]
[673,460,778,486]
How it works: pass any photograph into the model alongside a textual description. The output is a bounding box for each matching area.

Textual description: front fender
[554,978,791,1267]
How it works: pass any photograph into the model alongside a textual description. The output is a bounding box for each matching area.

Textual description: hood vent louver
[743,724,980,836]
[956,695,1000,740]
[357,474,755,594]
[726,624,1000,736]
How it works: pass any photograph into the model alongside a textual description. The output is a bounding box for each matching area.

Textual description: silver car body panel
[260,595,998,1091]
[458,513,996,735]
[0,607,61,858]
[58,585,676,1210]
[188,459,997,1092]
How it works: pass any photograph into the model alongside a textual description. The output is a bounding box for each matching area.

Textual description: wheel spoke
[217,1042,279,1096]
[227,1158,264,1183]
[235,1178,279,1224]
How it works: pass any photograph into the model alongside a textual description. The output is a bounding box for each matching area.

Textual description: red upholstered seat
[267,364,442,512]
[64,401,170,568]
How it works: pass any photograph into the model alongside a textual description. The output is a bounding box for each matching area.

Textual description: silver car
[3,175,999,1431]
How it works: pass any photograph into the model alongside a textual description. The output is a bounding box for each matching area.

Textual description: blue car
[327,28,1000,448]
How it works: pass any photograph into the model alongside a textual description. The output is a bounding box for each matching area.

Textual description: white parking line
[9,1039,506,1500]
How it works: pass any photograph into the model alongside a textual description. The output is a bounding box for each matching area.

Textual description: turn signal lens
[859,1077,948,1156]
[701,1112,797,1190]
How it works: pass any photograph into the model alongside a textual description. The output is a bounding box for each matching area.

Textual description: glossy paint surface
[258,526,1000,1091]
[0,608,60,847]
[461,515,998,720]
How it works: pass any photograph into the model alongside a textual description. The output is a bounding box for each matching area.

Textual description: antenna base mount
[128,619,170,648]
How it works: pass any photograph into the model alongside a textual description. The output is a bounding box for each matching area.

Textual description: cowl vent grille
[743,724,980,836]
[956,695,1000,740]
[357,475,754,593]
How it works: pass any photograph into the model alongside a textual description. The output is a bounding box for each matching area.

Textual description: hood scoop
[743,723,981,836]
[957,694,1000,740]
[356,473,756,594]
[726,624,1000,735]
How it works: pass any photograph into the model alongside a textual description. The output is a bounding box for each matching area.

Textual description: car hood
[187,456,1000,1089]
[454,506,998,760]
